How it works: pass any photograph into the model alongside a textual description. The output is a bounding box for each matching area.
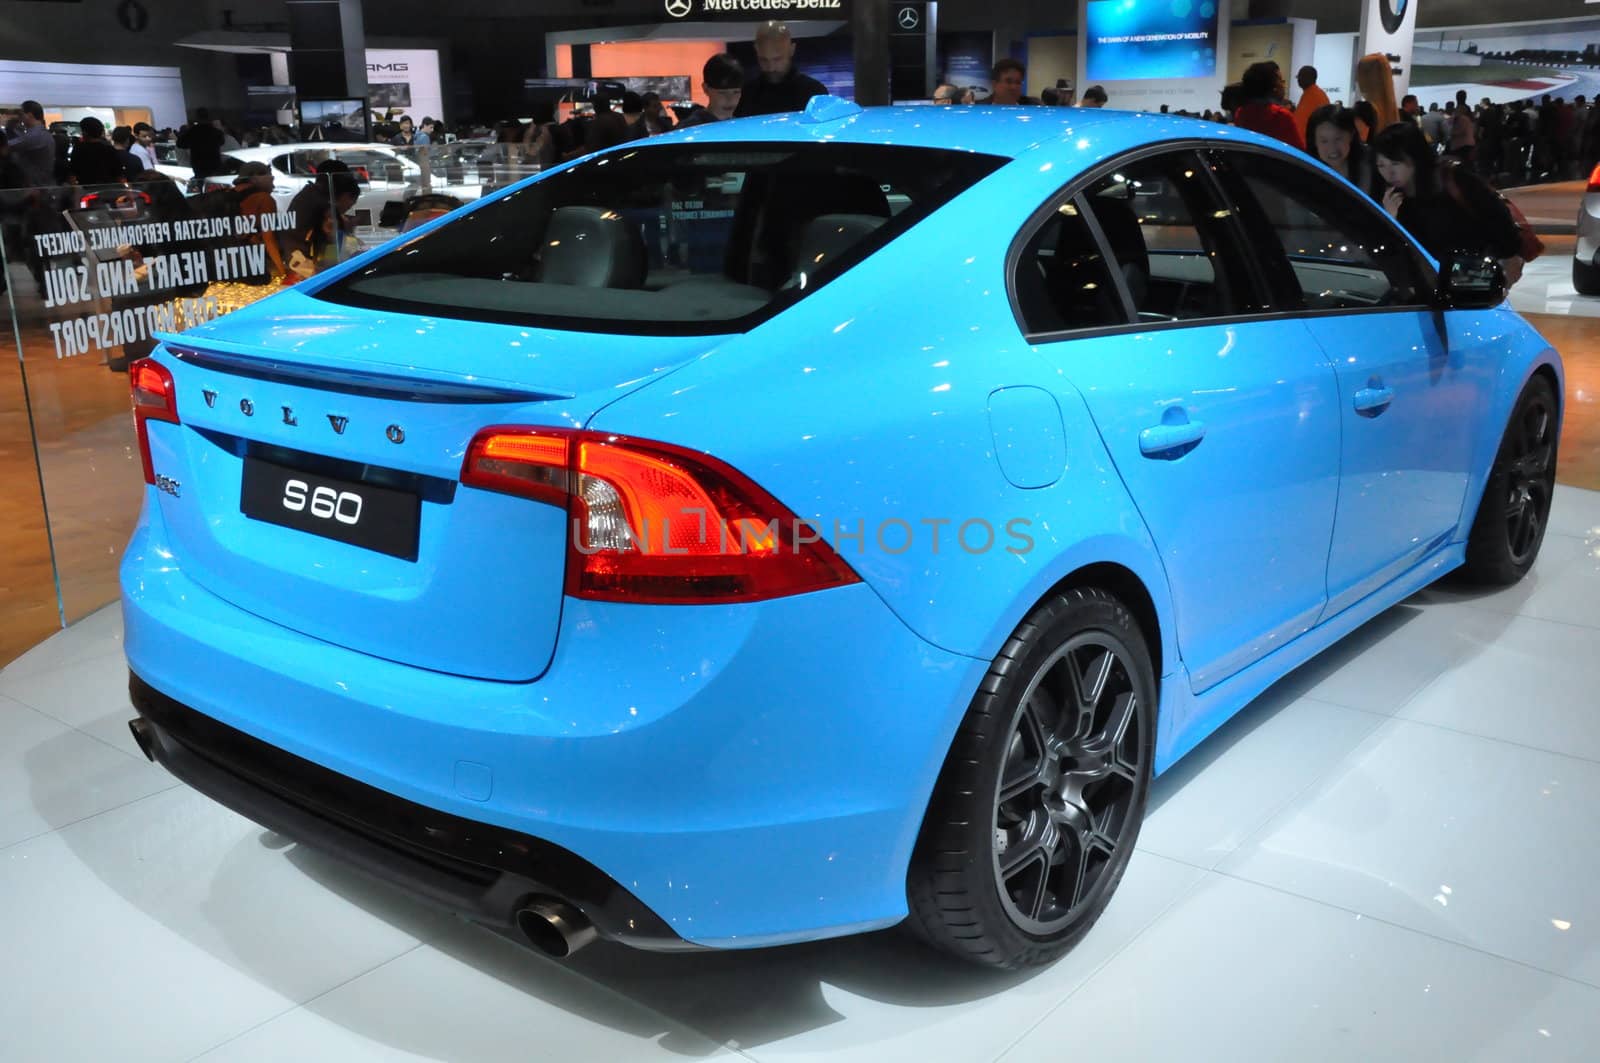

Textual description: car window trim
[1007,138,1441,346]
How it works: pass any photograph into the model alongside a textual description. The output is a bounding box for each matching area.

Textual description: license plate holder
[240,456,420,561]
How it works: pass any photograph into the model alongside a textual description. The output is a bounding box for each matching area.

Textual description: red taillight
[79,189,152,210]
[1589,164,1600,194]
[461,427,861,605]
[129,358,178,484]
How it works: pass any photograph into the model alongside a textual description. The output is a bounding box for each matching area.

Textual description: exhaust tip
[514,898,598,958]
[127,718,156,762]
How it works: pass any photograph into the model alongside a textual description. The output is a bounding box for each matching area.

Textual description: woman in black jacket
[1371,121,1522,278]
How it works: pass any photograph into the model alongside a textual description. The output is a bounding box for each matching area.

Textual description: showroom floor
[2,489,1598,1062]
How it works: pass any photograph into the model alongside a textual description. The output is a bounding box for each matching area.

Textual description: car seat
[1088,194,1150,313]
[538,205,646,288]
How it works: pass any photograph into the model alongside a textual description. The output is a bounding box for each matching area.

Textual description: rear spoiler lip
[161,343,573,405]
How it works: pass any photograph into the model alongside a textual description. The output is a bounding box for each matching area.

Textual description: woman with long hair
[1305,105,1373,193]
[1355,53,1399,131]
[1370,121,1523,280]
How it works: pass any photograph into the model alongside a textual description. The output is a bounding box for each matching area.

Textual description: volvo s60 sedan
[122,99,1563,969]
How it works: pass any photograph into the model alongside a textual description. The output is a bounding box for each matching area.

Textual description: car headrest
[1090,195,1148,273]
[539,206,646,288]
[789,213,884,286]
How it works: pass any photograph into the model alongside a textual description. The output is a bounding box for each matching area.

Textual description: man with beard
[735,22,827,117]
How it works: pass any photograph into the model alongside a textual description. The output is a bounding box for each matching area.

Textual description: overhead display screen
[1085,0,1220,82]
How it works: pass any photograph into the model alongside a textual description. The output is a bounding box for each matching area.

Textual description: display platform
[4,487,1600,1061]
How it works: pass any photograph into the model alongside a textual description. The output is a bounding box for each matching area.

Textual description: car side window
[1013,199,1128,336]
[1215,150,1430,311]
[274,152,314,176]
[1080,152,1254,324]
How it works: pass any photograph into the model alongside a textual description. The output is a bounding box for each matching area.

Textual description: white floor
[1510,254,1600,318]
[4,489,1600,1063]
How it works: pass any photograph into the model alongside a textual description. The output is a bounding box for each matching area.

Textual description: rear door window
[1210,149,1433,311]
[315,142,1006,335]
[1078,151,1260,324]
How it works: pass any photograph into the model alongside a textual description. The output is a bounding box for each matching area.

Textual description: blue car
[122,102,1563,969]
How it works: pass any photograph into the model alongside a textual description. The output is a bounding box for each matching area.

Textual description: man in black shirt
[178,109,226,179]
[67,117,126,186]
[734,21,827,117]
[678,54,747,128]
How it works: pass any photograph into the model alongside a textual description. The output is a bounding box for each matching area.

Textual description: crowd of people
[0,96,370,306]
[1213,60,1589,274]
[504,21,830,165]
[1221,61,1600,189]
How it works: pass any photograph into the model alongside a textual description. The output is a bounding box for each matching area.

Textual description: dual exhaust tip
[128,717,599,959]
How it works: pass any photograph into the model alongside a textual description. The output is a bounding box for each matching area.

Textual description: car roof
[658,104,1298,162]
[229,142,406,160]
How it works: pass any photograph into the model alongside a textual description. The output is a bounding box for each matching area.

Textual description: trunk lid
[147,290,722,681]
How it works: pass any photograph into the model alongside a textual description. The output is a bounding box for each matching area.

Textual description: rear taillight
[129,358,178,484]
[1589,164,1600,194]
[79,189,152,210]
[462,427,861,605]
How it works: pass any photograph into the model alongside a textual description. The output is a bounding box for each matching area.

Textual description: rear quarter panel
[586,156,1180,679]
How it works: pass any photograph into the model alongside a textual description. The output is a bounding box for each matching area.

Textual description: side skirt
[1154,541,1465,774]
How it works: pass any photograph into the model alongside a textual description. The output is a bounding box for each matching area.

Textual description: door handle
[1139,419,1207,458]
[1353,385,1395,416]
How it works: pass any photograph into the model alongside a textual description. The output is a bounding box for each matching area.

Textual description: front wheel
[1462,374,1559,585]
[906,587,1156,969]
[1573,255,1600,297]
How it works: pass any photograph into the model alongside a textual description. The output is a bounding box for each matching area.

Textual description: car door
[1213,150,1486,615]
[1013,148,1342,694]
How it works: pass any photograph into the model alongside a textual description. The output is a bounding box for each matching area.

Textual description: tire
[1575,255,1600,297]
[1462,374,1560,585]
[906,587,1157,969]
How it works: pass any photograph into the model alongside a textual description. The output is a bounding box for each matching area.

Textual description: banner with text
[1358,0,1421,99]
[658,0,850,21]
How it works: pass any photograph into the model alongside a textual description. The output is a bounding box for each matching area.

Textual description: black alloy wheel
[907,587,1156,969]
[992,637,1142,935]
[1504,393,1556,568]
[1464,374,1559,585]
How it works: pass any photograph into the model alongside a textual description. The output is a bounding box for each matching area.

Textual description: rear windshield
[316,141,1006,335]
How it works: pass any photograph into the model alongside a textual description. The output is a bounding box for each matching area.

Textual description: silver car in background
[1577,162,1600,296]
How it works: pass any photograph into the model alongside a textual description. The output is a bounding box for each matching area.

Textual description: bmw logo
[1379,0,1408,35]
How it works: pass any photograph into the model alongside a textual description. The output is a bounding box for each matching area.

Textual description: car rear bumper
[127,673,693,950]
[121,491,985,949]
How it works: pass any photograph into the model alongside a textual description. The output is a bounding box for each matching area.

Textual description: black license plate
[240,457,420,561]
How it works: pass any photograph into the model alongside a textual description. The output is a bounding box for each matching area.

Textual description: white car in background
[154,143,489,231]
[1576,162,1600,296]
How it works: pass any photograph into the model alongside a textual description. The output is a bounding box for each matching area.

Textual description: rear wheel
[907,588,1156,969]
[1462,375,1559,585]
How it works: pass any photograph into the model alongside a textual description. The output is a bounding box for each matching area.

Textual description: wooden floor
[1,267,144,666]
[3,275,1599,668]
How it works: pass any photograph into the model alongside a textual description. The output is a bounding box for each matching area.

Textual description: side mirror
[1437,253,1506,310]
